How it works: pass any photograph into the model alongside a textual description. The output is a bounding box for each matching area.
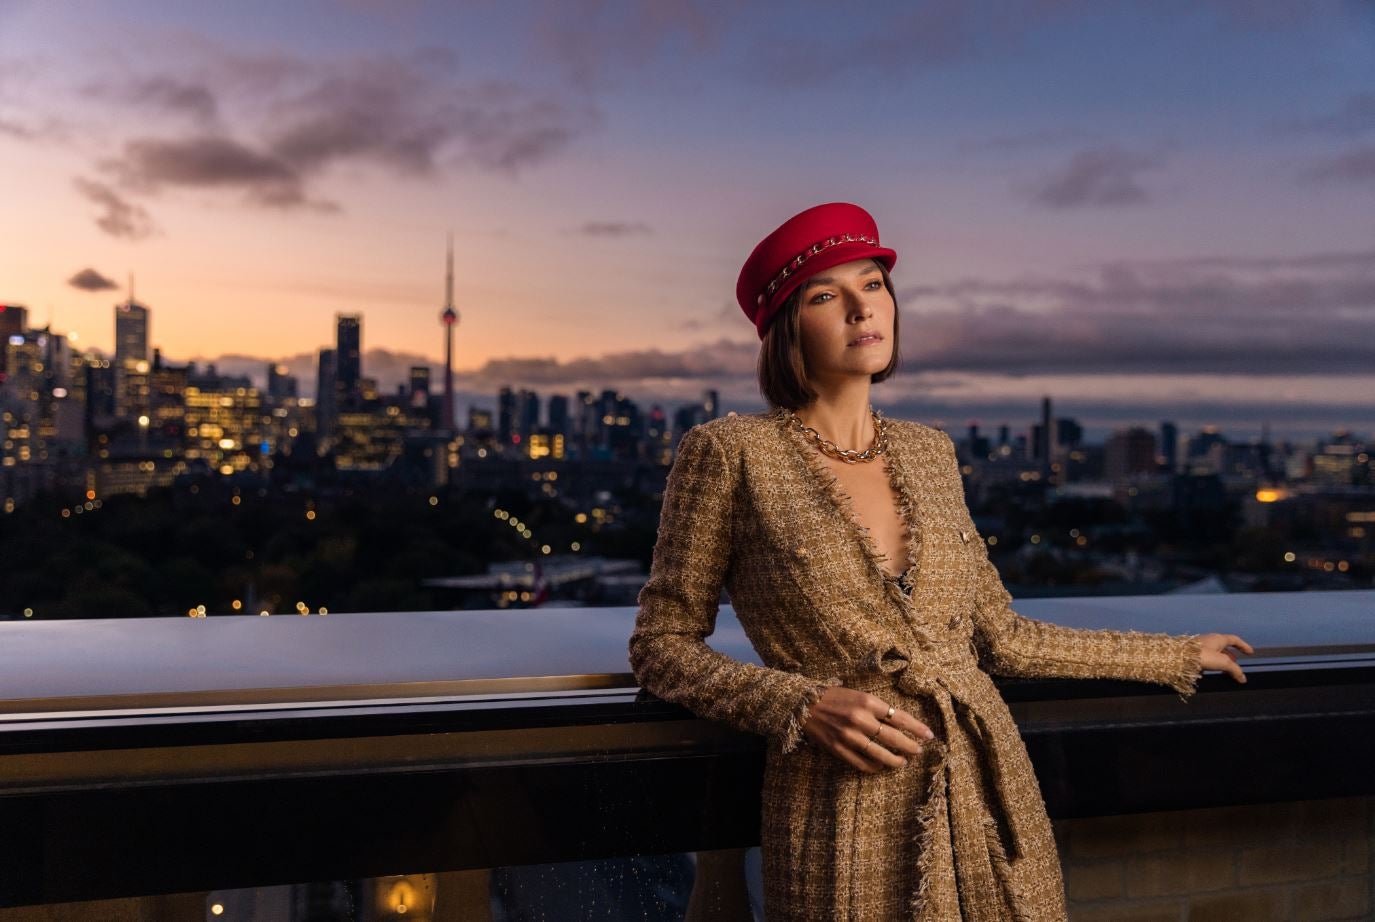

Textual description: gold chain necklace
[786,405,888,463]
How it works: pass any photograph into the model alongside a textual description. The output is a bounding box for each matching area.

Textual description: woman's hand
[801,686,936,774]
[1197,633,1254,684]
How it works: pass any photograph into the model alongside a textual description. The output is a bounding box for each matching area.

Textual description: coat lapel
[747,410,934,657]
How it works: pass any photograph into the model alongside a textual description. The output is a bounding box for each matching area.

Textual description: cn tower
[440,232,459,432]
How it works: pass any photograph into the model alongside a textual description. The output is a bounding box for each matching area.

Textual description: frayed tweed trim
[981,809,1036,922]
[778,675,846,755]
[908,743,951,922]
[1172,633,1206,703]
[775,408,923,612]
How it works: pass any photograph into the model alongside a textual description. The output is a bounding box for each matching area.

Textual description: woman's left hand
[1196,633,1254,684]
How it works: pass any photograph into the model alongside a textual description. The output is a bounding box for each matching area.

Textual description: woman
[628,202,1252,921]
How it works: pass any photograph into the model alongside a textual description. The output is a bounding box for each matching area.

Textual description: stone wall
[1058,795,1374,921]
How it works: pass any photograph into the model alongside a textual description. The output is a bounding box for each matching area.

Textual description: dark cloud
[189,340,756,399]
[879,393,1375,443]
[241,47,596,178]
[92,76,220,125]
[464,337,759,388]
[895,247,1375,376]
[570,220,653,237]
[67,268,119,292]
[1298,145,1375,184]
[84,47,599,227]
[1026,145,1164,208]
[72,177,156,239]
[104,136,328,209]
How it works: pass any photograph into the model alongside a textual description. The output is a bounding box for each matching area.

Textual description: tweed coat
[628,408,1205,921]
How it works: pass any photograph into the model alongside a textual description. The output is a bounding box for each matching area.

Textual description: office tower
[1105,426,1157,480]
[316,348,337,436]
[498,386,516,446]
[469,407,494,431]
[703,389,719,419]
[114,295,150,418]
[85,358,116,421]
[440,233,459,431]
[1040,395,1053,468]
[1160,421,1179,474]
[267,363,298,401]
[0,303,26,339]
[548,394,570,435]
[335,314,361,400]
[1056,417,1082,450]
[115,300,148,367]
[0,304,28,378]
[519,389,540,438]
[409,365,431,412]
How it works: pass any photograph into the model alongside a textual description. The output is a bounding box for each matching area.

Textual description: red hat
[736,202,897,339]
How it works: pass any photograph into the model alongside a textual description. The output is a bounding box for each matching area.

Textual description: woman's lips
[849,334,883,347]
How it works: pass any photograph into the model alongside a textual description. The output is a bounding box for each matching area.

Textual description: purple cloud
[72,177,156,239]
[67,267,119,292]
[1299,145,1375,184]
[1027,145,1164,208]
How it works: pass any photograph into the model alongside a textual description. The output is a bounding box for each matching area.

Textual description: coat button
[793,546,810,558]
[959,530,970,543]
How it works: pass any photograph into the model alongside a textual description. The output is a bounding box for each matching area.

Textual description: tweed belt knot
[873,638,1033,866]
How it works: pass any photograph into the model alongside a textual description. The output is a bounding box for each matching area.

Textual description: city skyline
[2,1,1373,440]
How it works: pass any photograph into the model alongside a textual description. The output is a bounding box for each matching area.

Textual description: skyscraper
[316,348,337,437]
[0,304,26,339]
[0,304,28,379]
[114,293,150,418]
[335,314,361,401]
[267,363,298,402]
[498,386,515,447]
[409,365,431,411]
[1160,421,1179,474]
[440,233,460,432]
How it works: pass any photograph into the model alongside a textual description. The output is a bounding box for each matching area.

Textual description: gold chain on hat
[786,405,888,463]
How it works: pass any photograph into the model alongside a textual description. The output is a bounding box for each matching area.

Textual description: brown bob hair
[756,258,901,411]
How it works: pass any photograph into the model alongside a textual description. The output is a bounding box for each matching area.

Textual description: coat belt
[884,649,1032,864]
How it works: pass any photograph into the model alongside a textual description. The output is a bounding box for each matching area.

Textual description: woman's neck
[794,388,876,451]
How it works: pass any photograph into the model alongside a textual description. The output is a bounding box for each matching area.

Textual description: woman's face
[795,257,895,386]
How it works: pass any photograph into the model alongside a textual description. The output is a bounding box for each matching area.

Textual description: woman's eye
[865,280,882,289]
[810,292,833,304]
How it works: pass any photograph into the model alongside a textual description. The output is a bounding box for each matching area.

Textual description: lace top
[883,564,916,595]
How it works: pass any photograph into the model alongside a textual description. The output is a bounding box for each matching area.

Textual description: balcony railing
[1,590,1373,916]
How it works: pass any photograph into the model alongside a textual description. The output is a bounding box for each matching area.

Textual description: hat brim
[758,244,898,338]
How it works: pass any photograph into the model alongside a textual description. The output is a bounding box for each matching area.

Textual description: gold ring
[867,724,883,743]
[884,705,895,721]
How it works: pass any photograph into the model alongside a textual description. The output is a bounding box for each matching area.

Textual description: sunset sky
[2,0,1373,440]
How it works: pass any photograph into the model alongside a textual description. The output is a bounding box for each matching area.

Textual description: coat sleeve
[629,423,838,754]
[936,431,1206,702]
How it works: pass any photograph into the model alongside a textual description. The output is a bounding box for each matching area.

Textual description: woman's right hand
[801,686,936,774]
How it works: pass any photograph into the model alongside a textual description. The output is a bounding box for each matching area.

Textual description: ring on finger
[882,705,895,722]
[867,724,884,743]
